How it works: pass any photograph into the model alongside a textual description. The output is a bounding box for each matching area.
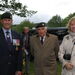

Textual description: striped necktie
[6,31,11,44]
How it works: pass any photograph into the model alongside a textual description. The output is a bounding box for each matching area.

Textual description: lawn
[57,61,62,75]
[23,61,62,75]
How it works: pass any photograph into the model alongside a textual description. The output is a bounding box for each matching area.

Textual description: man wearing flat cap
[0,12,23,75]
[30,22,59,75]
[36,22,46,28]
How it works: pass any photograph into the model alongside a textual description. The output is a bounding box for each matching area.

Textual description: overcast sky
[13,0,75,24]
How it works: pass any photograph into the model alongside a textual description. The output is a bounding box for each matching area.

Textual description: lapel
[0,28,16,42]
[0,28,11,49]
[11,30,16,39]
[0,29,16,45]
[36,36,42,47]
[0,28,7,42]
[11,30,19,40]
[43,35,49,46]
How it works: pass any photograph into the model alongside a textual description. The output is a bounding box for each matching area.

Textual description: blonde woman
[58,16,75,75]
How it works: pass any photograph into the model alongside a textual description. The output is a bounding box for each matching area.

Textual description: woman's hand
[65,63,73,70]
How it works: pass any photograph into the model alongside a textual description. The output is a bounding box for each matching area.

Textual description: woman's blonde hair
[67,16,75,31]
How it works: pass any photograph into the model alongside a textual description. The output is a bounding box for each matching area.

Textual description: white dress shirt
[2,28,12,41]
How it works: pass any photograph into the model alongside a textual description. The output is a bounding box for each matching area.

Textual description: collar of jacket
[36,33,50,37]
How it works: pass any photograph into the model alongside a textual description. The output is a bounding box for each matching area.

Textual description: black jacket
[0,28,23,75]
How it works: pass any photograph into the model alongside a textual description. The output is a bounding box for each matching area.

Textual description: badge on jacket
[13,39,20,51]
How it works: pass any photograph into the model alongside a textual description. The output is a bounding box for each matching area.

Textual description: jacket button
[9,54,11,56]
[8,62,11,64]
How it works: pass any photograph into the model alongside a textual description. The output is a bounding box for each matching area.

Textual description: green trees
[0,0,37,17]
[12,20,35,32]
[47,15,63,27]
[47,13,75,27]
[11,13,75,32]
[62,13,75,27]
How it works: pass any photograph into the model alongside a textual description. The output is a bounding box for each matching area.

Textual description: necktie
[41,37,43,44]
[6,31,11,44]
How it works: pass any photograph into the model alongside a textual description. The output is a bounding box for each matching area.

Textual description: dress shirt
[40,36,46,43]
[2,28,12,41]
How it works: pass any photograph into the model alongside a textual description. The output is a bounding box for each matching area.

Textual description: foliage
[47,13,75,27]
[12,20,35,32]
[0,0,37,17]
[62,13,75,27]
[47,15,63,27]
[0,23,2,28]
[0,15,2,28]
[12,13,75,32]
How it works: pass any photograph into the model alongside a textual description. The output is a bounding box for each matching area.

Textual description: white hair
[45,27,47,30]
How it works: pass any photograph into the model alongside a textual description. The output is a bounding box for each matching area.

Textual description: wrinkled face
[36,27,47,37]
[70,20,75,32]
[24,29,29,34]
[1,19,12,29]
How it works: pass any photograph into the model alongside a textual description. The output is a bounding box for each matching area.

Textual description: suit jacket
[30,33,59,75]
[0,28,23,75]
[22,32,30,54]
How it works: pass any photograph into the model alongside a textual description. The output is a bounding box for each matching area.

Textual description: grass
[57,61,62,75]
[23,61,62,75]
[29,62,35,75]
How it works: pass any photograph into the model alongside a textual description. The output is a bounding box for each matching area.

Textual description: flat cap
[1,12,12,19]
[36,22,46,28]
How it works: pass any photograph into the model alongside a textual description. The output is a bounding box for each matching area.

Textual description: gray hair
[23,27,29,30]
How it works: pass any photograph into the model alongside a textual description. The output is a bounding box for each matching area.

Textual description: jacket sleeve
[17,33,23,71]
[54,36,59,61]
[58,37,68,67]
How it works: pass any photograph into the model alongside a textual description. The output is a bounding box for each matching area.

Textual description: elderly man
[30,22,59,75]
[22,27,30,75]
[0,12,22,75]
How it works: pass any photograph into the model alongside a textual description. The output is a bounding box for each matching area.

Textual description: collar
[40,36,46,39]
[40,36,46,42]
[36,33,50,37]
[2,27,11,34]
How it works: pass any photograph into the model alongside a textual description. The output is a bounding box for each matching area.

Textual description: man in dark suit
[30,22,59,75]
[0,12,22,75]
[22,27,30,75]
